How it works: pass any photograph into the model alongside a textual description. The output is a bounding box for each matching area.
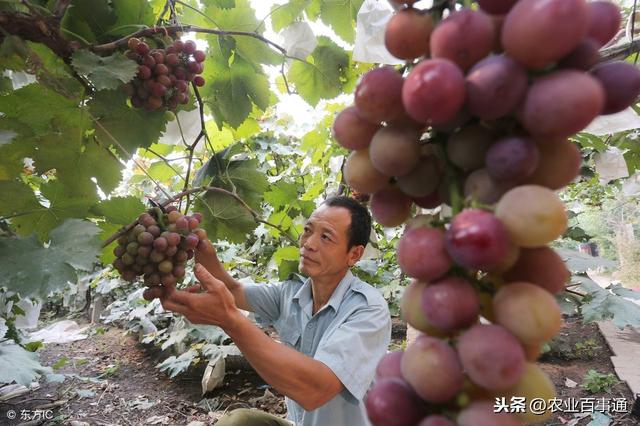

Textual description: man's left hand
[143,263,240,329]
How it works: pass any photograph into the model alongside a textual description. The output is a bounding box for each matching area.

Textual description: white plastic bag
[281,22,317,60]
[594,147,629,183]
[584,107,640,136]
[353,0,404,65]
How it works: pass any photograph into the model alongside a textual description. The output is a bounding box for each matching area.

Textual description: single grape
[396,155,441,198]
[375,351,404,381]
[422,276,480,331]
[397,218,452,281]
[465,55,527,120]
[524,138,582,190]
[147,225,161,237]
[370,188,412,227]
[194,50,206,62]
[113,258,126,271]
[117,235,128,245]
[412,191,442,209]
[172,265,186,278]
[138,246,152,258]
[113,245,127,258]
[151,83,166,98]
[165,245,178,257]
[503,246,569,294]
[184,234,199,249]
[354,66,405,124]
[151,50,164,64]
[591,61,640,114]
[144,273,161,286]
[501,0,588,69]
[138,212,156,227]
[445,209,510,271]
[446,124,495,172]
[485,137,539,183]
[585,1,621,48]
[153,237,168,252]
[157,74,172,87]
[457,324,525,391]
[384,8,433,60]
[176,216,189,230]
[137,231,154,246]
[430,9,495,71]
[188,217,199,230]
[122,253,135,266]
[493,282,563,344]
[175,250,189,263]
[332,106,380,151]
[173,40,185,52]
[401,334,464,403]
[344,149,390,194]
[364,378,426,426]
[155,64,169,75]
[135,256,149,266]
[142,55,155,68]
[146,96,163,110]
[521,70,604,138]
[400,281,452,338]
[166,53,179,66]
[558,39,601,70]
[193,76,205,87]
[127,37,141,50]
[126,242,140,256]
[402,59,465,125]
[150,250,165,263]
[495,363,556,424]
[369,127,421,177]
[194,228,207,240]
[132,224,146,235]
[184,40,197,54]
[136,42,150,55]
[495,185,567,247]
[158,260,174,274]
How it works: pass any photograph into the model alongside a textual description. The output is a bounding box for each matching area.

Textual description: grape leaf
[204,0,236,8]
[576,276,640,329]
[91,196,146,225]
[271,0,311,32]
[89,90,169,158]
[60,0,117,43]
[99,222,121,266]
[288,37,350,106]
[0,219,101,298]
[71,51,138,90]
[556,248,616,273]
[264,181,300,209]
[202,53,271,128]
[176,0,211,27]
[0,342,52,386]
[108,0,156,37]
[0,84,86,135]
[273,246,300,265]
[203,0,280,66]
[196,192,257,243]
[157,348,198,378]
[318,0,363,44]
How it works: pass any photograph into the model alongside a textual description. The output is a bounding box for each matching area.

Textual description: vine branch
[103,185,298,247]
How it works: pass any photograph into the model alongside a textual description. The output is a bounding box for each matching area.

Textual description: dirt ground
[0,315,638,426]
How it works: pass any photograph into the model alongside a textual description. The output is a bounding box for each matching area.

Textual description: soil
[0,315,638,426]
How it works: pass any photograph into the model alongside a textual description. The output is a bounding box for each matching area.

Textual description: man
[144,196,392,425]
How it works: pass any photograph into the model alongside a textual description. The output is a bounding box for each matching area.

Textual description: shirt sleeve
[243,282,284,327]
[314,303,392,401]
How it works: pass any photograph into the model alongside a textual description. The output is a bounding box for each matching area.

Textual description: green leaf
[0,84,86,135]
[60,0,117,43]
[3,180,97,241]
[0,219,102,298]
[147,161,180,182]
[71,51,138,90]
[98,222,121,265]
[208,0,236,8]
[91,197,146,225]
[271,0,310,32]
[89,90,169,158]
[108,0,156,37]
[157,348,198,378]
[288,37,350,106]
[272,246,300,265]
[0,342,52,386]
[576,275,640,329]
[203,0,280,66]
[264,181,299,209]
[557,248,616,273]
[202,52,271,128]
[317,0,363,44]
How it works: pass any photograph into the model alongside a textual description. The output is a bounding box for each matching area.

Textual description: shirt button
[307,323,313,329]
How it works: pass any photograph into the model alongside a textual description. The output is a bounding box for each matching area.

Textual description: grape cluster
[333,0,640,425]
[123,38,206,111]
[112,207,207,287]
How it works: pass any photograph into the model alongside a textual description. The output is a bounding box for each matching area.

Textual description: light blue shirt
[244,270,392,426]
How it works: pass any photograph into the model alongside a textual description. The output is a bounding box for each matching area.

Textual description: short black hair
[322,196,371,250]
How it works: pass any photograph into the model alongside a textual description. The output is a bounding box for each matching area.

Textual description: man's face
[299,205,363,279]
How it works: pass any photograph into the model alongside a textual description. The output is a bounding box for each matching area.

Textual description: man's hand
[143,263,241,329]
[195,239,224,275]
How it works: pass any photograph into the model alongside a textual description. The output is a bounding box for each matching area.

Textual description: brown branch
[102,186,298,247]
[91,24,297,61]
[0,10,73,61]
[565,288,586,298]
[600,39,640,62]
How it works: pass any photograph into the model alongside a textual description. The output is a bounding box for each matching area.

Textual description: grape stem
[102,185,298,248]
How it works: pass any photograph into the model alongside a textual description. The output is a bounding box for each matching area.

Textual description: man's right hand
[195,238,224,275]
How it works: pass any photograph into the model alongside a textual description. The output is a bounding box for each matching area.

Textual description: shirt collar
[292,270,355,314]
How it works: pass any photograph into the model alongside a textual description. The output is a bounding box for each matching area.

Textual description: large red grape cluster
[123,38,206,111]
[332,0,640,425]
[112,207,207,287]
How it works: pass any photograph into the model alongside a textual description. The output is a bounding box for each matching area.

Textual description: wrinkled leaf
[91,197,146,225]
[71,51,137,90]
[0,342,52,386]
[576,275,640,329]
[157,348,198,378]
